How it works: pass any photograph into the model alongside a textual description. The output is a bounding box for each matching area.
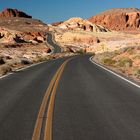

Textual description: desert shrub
[102,58,116,66]
[118,58,133,67]
[73,37,82,42]
[132,54,140,59]
[113,50,120,55]
[0,65,12,76]
[76,49,86,54]
[36,56,49,62]
[7,59,21,67]
[133,68,140,77]
[86,52,95,55]
[125,47,134,55]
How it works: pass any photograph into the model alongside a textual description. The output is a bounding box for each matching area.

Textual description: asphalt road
[46,32,61,53]
[0,54,140,140]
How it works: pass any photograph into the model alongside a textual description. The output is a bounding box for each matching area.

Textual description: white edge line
[0,61,45,79]
[0,73,13,79]
[0,54,63,80]
[89,56,140,89]
[15,61,45,72]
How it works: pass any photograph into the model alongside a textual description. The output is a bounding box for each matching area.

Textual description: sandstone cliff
[88,8,140,31]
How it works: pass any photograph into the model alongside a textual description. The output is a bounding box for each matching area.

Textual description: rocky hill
[0,9,48,42]
[56,17,110,32]
[88,8,140,31]
[0,8,32,18]
[0,8,51,76]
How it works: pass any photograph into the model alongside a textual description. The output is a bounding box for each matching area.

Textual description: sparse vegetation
[76,49,86,54]
[133,68,140,77]
[125,47,134,55]
[36,56,49,62]
[117,58,133,67]
[0,64,12,76]
[94,46,140,82]
[102,58,116,66]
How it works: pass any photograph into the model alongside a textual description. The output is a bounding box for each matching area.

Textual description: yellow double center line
[32,59,70,140]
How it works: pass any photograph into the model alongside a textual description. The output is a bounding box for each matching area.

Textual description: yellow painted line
[44,60,70,140]
[32,59,70,140]
[32,66,61,140]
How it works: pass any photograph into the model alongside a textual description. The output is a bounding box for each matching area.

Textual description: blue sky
[0,0,140,23]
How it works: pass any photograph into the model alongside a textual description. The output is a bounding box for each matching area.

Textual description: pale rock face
[56,31,100,45]
[59,25,67,29]
[57,17,110,32]
[36,36,44,42]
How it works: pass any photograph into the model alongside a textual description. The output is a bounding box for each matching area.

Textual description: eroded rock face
[56,17,110,32]
[0,28,46,44]
[0,8,32,18]
[88,8,140,31]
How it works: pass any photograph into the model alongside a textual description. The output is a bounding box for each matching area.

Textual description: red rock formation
[88,8,140,31]
[0,8,32,18]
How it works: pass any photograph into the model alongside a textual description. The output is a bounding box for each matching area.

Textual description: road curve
[46,32,61,53]
[0,55,140,140]
[0,57,68,140]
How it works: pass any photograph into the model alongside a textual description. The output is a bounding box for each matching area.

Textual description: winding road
[46,32,61,53]
[0,33,140,140]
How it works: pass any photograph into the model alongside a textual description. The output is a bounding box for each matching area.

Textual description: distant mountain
[88,8,140,31]
[0,8,32,18]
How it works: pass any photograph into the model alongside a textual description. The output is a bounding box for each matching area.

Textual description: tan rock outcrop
[57,17,110,32]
